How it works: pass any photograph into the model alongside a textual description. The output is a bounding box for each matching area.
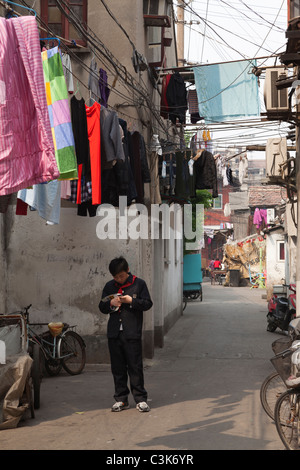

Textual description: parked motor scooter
[266,284,296,333]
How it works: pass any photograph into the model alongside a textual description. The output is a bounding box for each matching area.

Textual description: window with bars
[41,0,87,46]
[213,195,222,210]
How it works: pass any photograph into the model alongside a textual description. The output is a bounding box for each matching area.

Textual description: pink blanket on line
[0,16,59,196]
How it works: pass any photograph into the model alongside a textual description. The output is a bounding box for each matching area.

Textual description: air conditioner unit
[143,0,170,16]
[288,0,300,22]
[264,68,290,113]
[267,208,275,225]
[266,138,288,178]
[143,0,171,26]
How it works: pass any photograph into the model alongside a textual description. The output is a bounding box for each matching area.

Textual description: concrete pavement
[0,281,284,450]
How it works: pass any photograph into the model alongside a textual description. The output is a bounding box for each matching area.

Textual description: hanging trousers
[108,331,147,404]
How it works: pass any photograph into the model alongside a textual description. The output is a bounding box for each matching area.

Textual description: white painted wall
[266,228,286,299]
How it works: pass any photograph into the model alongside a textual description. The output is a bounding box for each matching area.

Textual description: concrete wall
[1,199,183,363]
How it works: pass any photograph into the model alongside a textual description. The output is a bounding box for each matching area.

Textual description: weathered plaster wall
[1,201,183,362]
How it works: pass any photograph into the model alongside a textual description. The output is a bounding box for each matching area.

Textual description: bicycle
[15,305,86,408]
[260,371,286,420]
[270,341,300,450]
[260,337,292,421]
[274,388,300,450]
[23,305,86,377]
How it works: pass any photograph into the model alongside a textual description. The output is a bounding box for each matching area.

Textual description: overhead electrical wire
[14,0,179,144]
[8,0,290,152]
[178,0,272,61]
[237,0,286,32]
[219,0,284,32]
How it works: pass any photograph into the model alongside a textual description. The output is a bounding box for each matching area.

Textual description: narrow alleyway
[1,280,282,451]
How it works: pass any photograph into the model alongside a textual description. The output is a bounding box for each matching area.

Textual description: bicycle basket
[271,348,300,389]
[272,337,292,354]
[48,322,64,337]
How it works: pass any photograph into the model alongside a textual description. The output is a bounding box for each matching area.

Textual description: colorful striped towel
[42,47,78,180]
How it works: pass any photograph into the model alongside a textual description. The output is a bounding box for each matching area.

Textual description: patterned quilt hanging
[42,46,78,180]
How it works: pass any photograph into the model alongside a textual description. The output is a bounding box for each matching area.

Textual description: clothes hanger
[193,148,204,161]
[4,0,36,16]
[40,37,61,47]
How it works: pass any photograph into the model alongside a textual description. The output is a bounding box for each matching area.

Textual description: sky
[183,0,287,65]
[178,0,290,156]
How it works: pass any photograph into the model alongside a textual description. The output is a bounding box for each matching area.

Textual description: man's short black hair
[109,257,129,276]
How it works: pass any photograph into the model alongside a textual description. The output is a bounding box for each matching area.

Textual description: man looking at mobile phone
[99,256,153,412]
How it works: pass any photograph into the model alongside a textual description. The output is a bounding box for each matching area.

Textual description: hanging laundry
[187,89,202,124]
[193,149,218,198]
[253,208,268,229]
[160,73,171,119]
[70,95,91,205]
[175,151,195,199]
[224,203,231,217]
[100,107,125,168]
[166,72,188,124]
[61,53,74,94]
[42,46,77,180]
[88,57,100,105]
[17,180,61,225]
[253,207,262,228]
[71,96,90,177]
[60,180,71,199]
[128,132,151,204]
[99,68,110,108]
[86,102,101,205]
[16,197,28,216]
[260,209,268,226]
[119,118,137,204]
[101,108,128,206]
[226,166,233,186]
[149,135,162,204]
[0,195,12,214]
[77,200,98,217]
[193,60,260,122]
[222,166,229,186]
[0,16,59,196]
[238,154,248,185]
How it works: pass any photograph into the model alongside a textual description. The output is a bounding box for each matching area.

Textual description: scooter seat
[277,297,289,306]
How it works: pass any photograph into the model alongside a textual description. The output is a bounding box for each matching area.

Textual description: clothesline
[156,54,282,73]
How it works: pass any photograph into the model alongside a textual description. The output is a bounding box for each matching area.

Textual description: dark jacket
[99,273,153,339]
[166,72,187,124]
[193,150,218,198]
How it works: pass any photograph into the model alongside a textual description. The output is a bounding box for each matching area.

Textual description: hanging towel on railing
[193,60,260,122]
[0,16,59,196]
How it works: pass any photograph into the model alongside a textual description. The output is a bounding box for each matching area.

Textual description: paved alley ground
[0,281,285,453]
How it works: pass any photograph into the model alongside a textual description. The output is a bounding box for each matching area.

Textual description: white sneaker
[136,401,150,412]
[111,401,129,412]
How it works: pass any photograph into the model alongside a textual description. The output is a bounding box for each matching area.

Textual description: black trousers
[108,331,147,404]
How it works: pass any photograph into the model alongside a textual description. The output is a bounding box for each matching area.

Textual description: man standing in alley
[99,256,153,412]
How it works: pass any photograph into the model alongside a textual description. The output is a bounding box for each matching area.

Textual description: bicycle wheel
[44,358,63,376]
[59,331,86,375]
[31,343,42,409]
[274,389,300,450]
[260,372,286,420]
[42,333,63,376]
